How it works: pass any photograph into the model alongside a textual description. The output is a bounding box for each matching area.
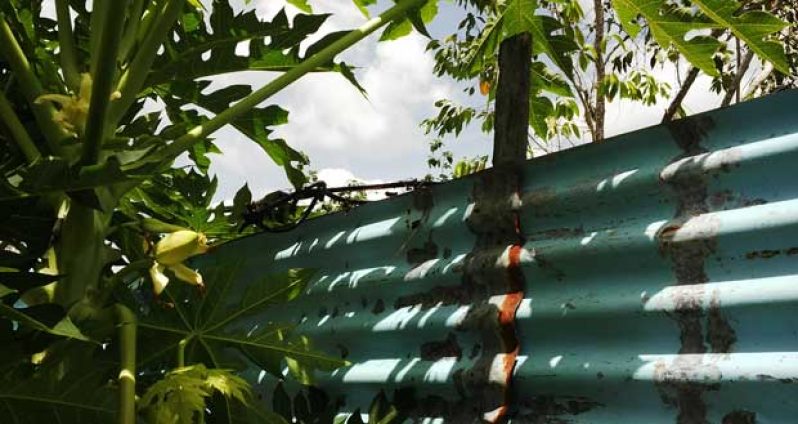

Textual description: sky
[41,0,729,201]
[203,0,728,201]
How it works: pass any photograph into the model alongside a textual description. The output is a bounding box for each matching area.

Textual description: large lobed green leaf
[613,0,788,76]
[380,0,438,41]
[0,291,89,342]
[147,2,331,86]
[156,80,307,185]
[0,340,117,422]
[691,0,789,74]
[502,0,578,78]
[123,261,346,415]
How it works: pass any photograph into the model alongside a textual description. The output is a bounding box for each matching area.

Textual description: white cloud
[316,168,370,186]
[208,24,465,200]
[276,34,453,154]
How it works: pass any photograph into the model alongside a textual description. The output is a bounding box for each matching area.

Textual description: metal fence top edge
[203,89,798,254]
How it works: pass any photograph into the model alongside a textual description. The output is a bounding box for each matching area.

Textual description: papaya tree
[0,0,436,422]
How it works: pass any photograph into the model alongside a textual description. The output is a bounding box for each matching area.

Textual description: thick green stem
[109,0,185,126]
[0,15,66,153]
[149,0,427,167]
[114,304,137,424]
[0,90,41,162]
[55,0,81,90]
[55,203,109,306]
[82,0,130,165]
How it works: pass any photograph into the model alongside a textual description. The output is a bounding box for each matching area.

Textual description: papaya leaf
[502,0,577,78]
[127,263,346,392]
[139,364,254,423]
[121,168,238,239]
[407,0,438,39]
[0,271,59,292]
[340,62,368,98]
[286,0,313,13]
[146,4,332,86]
[380,0,437,41]
[612,0,723,75]
[380,18,413,41]
[0,341,117,422]
[156,80,307,183]
[352,0,377,18]
[13,157,139,201]
[691,0,789,74]
[0,285,90,341]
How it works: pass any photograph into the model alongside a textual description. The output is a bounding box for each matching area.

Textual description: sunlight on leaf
[140,364,251,423]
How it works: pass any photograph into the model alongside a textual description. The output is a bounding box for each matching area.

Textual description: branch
[721,48,754,107]
[146,0,429,168]
[109,0,186,127]
[81,0,130,165]
[113,304,137,424]
[0,90,41,162]
[592,0,605,143]
[662,65,699,122]
[55,0,80,90]
[662,28,731,122]
[0,15,67,153]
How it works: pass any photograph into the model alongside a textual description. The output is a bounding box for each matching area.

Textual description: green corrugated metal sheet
[195,91,798,423]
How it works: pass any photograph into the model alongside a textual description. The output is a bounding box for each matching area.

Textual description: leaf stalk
[110,0,185,126]
[82,0,131,165]
[177,336,191,367]
[0,90,41,162]
[114,304,137,424]
[55,0,81,90]
[0,15,66,153]
[118,0,148,64]
[152,0,428,166]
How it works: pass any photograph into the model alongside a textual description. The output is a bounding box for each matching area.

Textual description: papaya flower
[35,73,120,137]
[149,230,209,296]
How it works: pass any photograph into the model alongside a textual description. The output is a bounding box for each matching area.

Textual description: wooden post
[492,33,531,168]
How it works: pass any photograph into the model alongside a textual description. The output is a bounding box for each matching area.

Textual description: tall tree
[422,0,790,174]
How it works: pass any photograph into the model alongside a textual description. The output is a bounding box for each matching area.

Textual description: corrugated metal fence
[197,91,798,423]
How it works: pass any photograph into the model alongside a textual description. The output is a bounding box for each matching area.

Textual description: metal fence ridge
[196,90,798,423]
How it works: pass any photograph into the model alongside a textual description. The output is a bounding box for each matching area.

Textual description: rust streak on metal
[657,115,739,424]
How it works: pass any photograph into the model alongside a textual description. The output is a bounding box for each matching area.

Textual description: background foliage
[423,0,794,180]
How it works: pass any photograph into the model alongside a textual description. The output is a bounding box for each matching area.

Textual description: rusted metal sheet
[195,91,798,423]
